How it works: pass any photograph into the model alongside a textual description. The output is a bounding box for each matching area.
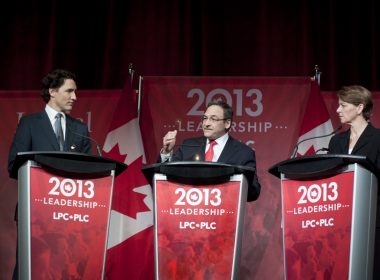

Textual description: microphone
[67,125,103,157]
[161,143,203,162]
[174,144,202,161]
[314,147,330,154]
[173,144,201,148]
[291,125,342,158]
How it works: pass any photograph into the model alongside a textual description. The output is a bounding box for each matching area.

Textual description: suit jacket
[170,136,261,202]
[328,123,380,171]
[8,110,92,177]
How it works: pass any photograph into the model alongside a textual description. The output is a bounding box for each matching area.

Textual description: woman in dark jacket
[328,85,380,279]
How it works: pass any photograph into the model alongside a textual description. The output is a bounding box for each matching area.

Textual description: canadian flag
[103,79,154,279]
[294,79,334,157]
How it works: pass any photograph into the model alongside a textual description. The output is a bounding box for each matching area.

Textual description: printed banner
[30,166,114,279]
[155,179,242,279]
[140,77,312,278]
[282,171,354,279]
[140,77,311,166]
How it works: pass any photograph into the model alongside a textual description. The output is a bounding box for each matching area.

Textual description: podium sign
[153,174,247,279]
[279,162,377,280]
[19,161,115,279]
[269,155,378,279]
[282,171,354,279]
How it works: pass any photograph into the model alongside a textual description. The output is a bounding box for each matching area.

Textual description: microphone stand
[291,125,342,158]
[67,125,103,157]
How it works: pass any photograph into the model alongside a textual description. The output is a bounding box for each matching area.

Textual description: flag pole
[314,64,321,85]
[137,75,143,121]
[127,62,142,121]
[128,63,135,85]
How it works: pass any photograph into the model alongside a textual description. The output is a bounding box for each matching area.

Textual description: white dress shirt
[45,105,66,140]
[205,133,229,162]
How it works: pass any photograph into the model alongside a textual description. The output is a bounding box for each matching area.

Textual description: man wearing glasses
[160,100,261,201]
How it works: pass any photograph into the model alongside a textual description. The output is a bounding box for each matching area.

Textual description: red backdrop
[1,80,379,279]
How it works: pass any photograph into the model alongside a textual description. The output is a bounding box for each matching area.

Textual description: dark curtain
[0,0,379,91]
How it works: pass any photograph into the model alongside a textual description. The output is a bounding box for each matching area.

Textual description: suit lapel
[64,116,74,151]
[352,124,373,154]
[217,137,235,163]
[39,111,60,150]
[197,137,207,161]
[338,130,350,153]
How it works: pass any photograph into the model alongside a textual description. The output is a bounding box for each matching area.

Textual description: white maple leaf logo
[64,184,73,192]
[310,189,318,199]
[190,193,199,201]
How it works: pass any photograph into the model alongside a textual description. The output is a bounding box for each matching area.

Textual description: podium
[142,161,255,279]
[269,154,379,280]
[11,151,127,280]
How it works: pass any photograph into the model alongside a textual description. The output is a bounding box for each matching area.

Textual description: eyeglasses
[201,116,227,123]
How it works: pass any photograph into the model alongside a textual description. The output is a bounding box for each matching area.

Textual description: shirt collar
[45,105,65,122]
[207,133,229,146]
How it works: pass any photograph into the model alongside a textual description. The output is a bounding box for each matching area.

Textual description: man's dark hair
[206,100,233,121]
[41,69,76,103]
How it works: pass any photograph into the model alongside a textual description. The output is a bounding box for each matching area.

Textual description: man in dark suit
[8,69,92,280]
[8,69,91,175]
[160,100,261,202]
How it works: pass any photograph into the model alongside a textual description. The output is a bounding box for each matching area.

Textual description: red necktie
[205,140,217,161]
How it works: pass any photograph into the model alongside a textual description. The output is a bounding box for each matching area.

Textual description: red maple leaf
[103,143,151,219]
[103,142,127,164]
[297,144,316,157]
